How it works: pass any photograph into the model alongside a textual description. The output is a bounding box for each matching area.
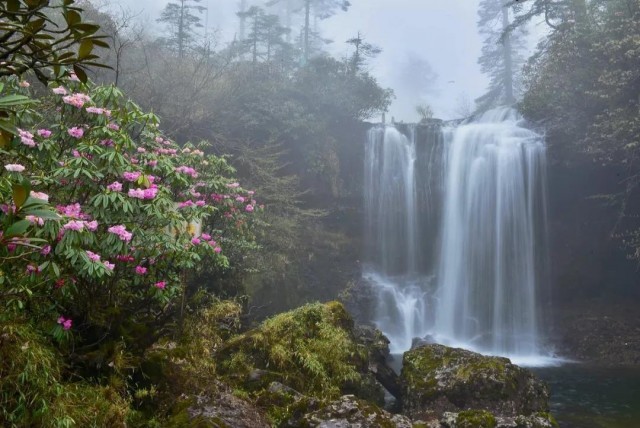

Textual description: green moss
[217,302,368,400]
[0,320,131,427]
[457,410,497,428]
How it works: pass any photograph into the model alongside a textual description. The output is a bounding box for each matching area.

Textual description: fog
[106,0,489,121]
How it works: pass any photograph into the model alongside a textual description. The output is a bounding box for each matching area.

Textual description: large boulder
[300,395,413,428]
[401,344,550,422]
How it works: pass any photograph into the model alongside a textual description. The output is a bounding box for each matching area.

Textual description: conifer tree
[157,0,207,57]
[476,0,526,110]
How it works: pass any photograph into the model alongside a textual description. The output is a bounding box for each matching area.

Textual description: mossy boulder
[217,302,384,403]
[401,344,549,421]
[299,395,413,427]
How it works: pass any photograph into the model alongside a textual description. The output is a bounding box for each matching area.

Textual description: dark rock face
[354,325,402,399]
[401,344,550,422]
[300,395,413,428]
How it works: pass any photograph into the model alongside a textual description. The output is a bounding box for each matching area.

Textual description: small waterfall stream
[364,109,551,364]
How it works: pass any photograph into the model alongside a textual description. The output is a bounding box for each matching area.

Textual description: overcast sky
[105,0,494,121]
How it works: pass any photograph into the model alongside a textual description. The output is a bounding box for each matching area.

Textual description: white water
[364,109,555,366]
[364,126,432,354]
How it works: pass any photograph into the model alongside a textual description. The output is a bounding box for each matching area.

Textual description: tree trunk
[304,0,310,64]
[178,0,186,58]
[501,5,515,105]
[239,0,247,41]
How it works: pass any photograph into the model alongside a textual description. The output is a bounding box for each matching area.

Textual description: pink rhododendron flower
[142,188,158,200]
[30,191,49,202]
[41,245,51,256]
[103,261,115,271]
[214,247,222,253]
[135,266,147,275]
[4,164,25,172]
[26,264,38,274]
[25,215,44,226]
[18,80,30,88]
[178,200,194,208]
[85,107,104,114]
[175,166,198,178]
[123,171,141,182]
[137,147,146,153]
[101,139,115,147]
[67,127,84,138]
[52,86,67,95]
[245,204,255,213]
[128,188,145,199]
[154,281,166,289]
[148,160,158,167]
[191,237,201,245]
[155,136,163,143]
[86,250,101,262]
[86,220,98,231]
[62,93,91,108]
[72,149,81,157]
[201,233,211,241]
[107,123,119,131]
[57,316,72,330]
[107,181,123,192]
[195,200,206,207]
[18,129,35,147]
[69,72,80,82]
[37,129,52,138]
[227,182,240,188]
[108,225,132,242]
[57,203,83,218]
[236,196,245,203]
[63,220,85,231]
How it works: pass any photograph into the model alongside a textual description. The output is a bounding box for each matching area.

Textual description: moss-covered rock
[299,395,413,427]
[401,344,549,422]
[217,302,384,402]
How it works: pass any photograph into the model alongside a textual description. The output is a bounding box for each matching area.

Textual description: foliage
[0,0,109,83]
[217,302,368,399]
[157,0,207,58]
[476,0,527,110]
[0,319,131,427]
[0,72,260,424]
[520,0,640,258]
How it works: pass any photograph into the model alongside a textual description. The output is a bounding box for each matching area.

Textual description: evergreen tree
[157,0,207,57]
[476,0,526,110]
[346,32,381,74]
[238,6,291,64]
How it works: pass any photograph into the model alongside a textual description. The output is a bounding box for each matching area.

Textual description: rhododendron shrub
[0,76,259,350]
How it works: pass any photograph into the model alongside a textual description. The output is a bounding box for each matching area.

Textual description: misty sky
[106,0,495,121]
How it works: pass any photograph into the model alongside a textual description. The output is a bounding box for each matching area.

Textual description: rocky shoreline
[171,301,558,427]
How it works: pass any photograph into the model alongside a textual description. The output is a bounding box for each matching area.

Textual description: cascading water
[432,108,549,362]
[364,109,551,364]
[364,125,432,354]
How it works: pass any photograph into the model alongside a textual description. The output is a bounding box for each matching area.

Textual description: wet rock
[437,410,558,428]
[300,395,413,428]
[354,325,402,399]
[186,381,270,427]
[401,344,549,421]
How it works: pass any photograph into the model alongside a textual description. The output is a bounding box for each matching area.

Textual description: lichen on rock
[401,344,550,422]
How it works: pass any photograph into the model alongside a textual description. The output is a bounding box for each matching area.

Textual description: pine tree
[238,6,291,64]
[157,0,207,58]
[346,32,381,74]
[476,0,526,110]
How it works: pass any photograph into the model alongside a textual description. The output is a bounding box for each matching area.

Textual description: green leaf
[78,40,93,59]
[5,220,31,237]
[23,209,60,220]
[72,65,87,83]
[12,182,30,208]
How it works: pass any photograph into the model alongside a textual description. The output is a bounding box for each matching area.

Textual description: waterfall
[363,125,439,354]
[433,108,548,360]
[364,109,550,363]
